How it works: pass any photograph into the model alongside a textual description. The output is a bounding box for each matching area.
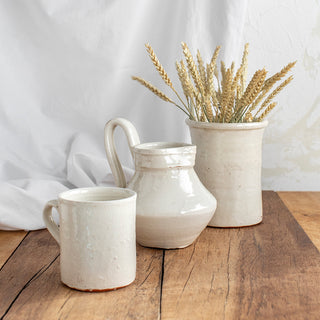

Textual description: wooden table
[1,191,320,320]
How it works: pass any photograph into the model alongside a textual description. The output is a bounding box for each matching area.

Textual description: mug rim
[58,187,136,204]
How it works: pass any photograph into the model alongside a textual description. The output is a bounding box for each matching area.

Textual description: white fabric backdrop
[0,0,247,230]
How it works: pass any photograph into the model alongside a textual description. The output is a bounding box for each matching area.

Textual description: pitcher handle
[104,118,140,187]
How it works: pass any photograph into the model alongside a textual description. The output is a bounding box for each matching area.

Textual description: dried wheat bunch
[132,43,295,123]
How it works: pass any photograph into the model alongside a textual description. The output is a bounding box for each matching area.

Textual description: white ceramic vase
[105,118,217,249]
[186,119,268,227]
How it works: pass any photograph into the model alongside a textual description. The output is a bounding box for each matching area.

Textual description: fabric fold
[0,0,247,230]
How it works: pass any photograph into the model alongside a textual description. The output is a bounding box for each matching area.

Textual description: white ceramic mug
[43,187,137,292]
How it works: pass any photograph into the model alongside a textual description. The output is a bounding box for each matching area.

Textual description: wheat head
[197,50,207,88]
[238,69,267,110]
[254,75,293,117]
[240,43,249,95]
[206,45,221,95]
[220,68,233,122]
[181,42,205,97]
[145,43,174,89]
[257,102,277,121]
[263,61,296,91]
[132,76,173,103]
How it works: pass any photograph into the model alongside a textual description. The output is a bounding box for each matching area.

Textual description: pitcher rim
[133,142,196,155]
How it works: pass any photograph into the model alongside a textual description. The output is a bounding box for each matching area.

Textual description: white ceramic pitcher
[104,118,217,249]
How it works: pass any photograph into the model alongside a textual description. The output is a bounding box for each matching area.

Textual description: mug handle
[43,200,60,244]
[104,118,140,187]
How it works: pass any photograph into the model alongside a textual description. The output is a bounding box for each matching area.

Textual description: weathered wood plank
[2,192,320,320]
[0,230,59,318]
[161,191,320,320]
[1,231,163,320]
[0,231,27,269]
[278,191,320,250]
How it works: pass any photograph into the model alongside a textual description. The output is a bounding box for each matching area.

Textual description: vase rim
[185,119,268,130]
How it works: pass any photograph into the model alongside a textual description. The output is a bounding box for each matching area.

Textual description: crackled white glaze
[104,118,217,249]
[43,187,136,291]
[186,119,268,227]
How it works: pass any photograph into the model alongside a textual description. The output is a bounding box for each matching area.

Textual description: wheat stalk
[206,45,221,95]
[175,61,198,120]
[257,102,277,121]
[244,69,268,114]
[220,68,233,122]
[235,69,267,116]
[181,42,205,97]
[230,62,235,78]
[132,76,191,117]
[206,46,221,110]
[220,61,226,89]
[244,111,253,122]
[263,61,296,91]
[145,43,193,114]
[249,61,296,112]
[249,88,269,113]
[176,61,190,98]
[131,76,173,102]
[145,43,174,89]
[197,50,207,88]
[232,69,266,122]
[202,96,213,122]
[133,42,295,123]
[227,65,243,110]
[254,75,293,118]
[240,43,249,95]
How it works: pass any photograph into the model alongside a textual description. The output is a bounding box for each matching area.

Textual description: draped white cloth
[0,0,247,230]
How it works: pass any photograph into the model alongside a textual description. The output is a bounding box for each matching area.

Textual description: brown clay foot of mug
[61,281,133,292]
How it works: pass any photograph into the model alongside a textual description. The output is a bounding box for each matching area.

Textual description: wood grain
[1,192,320,320]
[278,191,320,250]
[1,231,163,320]
[161,191,320,320]
[0,231,27,269]
[0,230,59,318]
